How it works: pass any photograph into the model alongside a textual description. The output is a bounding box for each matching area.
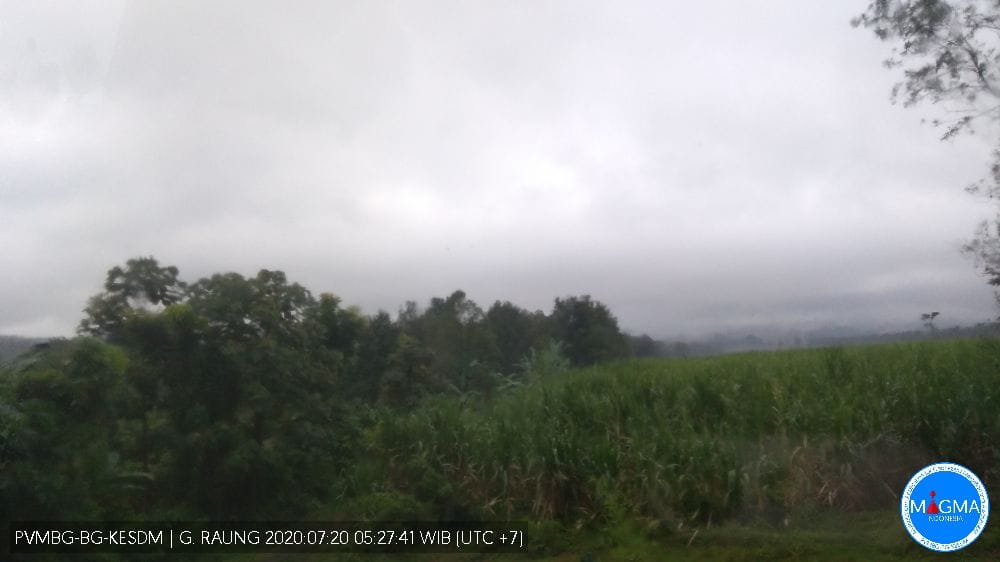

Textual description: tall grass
[354,338,1000,528]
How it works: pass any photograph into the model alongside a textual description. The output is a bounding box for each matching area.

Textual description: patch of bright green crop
[350,338,1000,559]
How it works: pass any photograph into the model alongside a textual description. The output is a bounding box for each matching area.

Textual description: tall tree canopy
[5,257,635,525]
[79,257,186,339]
[549,295,629,367]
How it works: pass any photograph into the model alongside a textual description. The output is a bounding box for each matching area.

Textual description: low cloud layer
[1,1,997,338]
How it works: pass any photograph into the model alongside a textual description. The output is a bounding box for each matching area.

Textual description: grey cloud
[1,1,997,338]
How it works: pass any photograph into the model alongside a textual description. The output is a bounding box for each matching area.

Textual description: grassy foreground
[335,338,1000,559]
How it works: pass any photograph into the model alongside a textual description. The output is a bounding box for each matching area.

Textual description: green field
[5,336,999,560]
[338,338,1000,560]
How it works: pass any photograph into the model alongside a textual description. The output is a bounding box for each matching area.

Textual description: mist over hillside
[635,321,1000,357]
[0,336,50,364]
[7,317,997,365]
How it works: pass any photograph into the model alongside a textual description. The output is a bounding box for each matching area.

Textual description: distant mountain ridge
[633,322,1000,358]
[0,335,52,364]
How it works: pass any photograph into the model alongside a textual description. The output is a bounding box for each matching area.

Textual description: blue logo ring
[901,462,989,552]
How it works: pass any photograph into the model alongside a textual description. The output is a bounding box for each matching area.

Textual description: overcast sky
[2,1,998,339]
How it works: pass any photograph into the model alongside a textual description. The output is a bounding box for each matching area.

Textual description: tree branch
[961,36,1000,98]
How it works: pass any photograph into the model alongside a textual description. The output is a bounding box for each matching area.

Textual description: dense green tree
[166,269,349,517]
[401,290,499,393]
[312,292,366,354]
[1,339,139,522]
[345,310,400,402]
[485,300,549,374]
[49,261,359,518]
[7,256,649,527]
[549,295,629,367]
[79,256,186,339]
[397,300,421,330]
[186,269,314,344]
[627,333,665,357]
[379,333,437,408]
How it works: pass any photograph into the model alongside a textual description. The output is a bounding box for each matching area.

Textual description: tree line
[0,257,633,523]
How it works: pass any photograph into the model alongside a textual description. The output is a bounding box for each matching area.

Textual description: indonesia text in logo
[901,462,989,552]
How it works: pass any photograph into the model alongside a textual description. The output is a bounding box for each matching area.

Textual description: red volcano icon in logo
[927,491,940,514]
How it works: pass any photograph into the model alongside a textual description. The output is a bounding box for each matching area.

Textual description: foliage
[79,256,186,339]
[854,0,1000,140]
[364,338,1000,529]
[486,300,550,374]
[853,0,1000,305]
[342,310,399,402]
[403,290,498,392]
[519,340,571,381]
[966,220,1000,308]
[627,333,667,357]
[6,257,632,528]
[0,336,49,365]
[0,338,140,522]
[549,295,630,367]
[7,262,361,521]
[921,310,941,330]
[6,255,1000,560]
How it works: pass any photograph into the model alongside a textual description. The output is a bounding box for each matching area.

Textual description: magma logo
[901,463,989,552]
